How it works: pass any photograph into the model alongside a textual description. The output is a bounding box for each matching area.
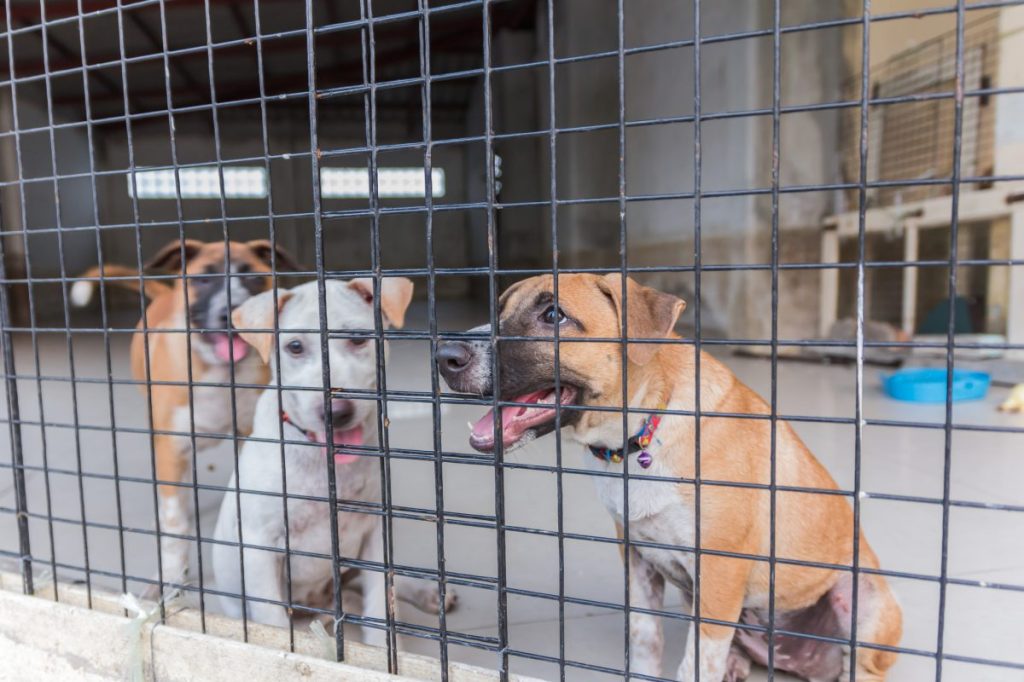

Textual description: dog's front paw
[724,646,751,682]
[427,584,459,615]
[413,582,458,615]
[139,582,163,602]
[139,568,187,603]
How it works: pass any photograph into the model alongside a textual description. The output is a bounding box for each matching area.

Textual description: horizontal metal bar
[7,253,1024,288]
[4,170,1023,239]
[2,72,1020,162]
[4,442,1021,523]
[7,322,1024,354]
[4,383,1024,439]
[6,500,1021,601]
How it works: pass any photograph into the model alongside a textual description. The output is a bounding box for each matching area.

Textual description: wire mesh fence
[1,1,1023,681]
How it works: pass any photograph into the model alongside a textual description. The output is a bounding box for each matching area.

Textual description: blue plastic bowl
[881,368,990,403]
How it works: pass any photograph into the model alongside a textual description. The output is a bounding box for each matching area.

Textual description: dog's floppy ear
[144,239,204,272]
[597,274,685,366]
[246,239,304,272]
[231,288,295,364]
[348,277,415,329]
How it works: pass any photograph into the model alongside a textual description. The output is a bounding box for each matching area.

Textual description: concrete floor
[1,303,1023,681]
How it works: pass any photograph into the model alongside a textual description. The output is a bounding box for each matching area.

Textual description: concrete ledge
[0,571,540,682]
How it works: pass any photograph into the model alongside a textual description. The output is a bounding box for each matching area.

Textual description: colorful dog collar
[588,406,665,469]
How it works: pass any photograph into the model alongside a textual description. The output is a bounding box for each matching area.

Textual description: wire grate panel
[0,2,1023,681]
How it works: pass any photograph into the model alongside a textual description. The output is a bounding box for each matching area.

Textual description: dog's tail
[70,265,172,307]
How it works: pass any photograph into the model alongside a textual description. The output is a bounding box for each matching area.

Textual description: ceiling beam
[93,95,469,129]
[52,56,476,108]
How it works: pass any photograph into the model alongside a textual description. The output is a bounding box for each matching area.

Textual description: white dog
[212,278,453,644]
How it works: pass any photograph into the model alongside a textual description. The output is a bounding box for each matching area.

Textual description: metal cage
[1,1,1023,681]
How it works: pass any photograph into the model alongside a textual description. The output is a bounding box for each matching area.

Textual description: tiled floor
[1,303,1022,681]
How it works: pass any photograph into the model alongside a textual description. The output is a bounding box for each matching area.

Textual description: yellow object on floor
[998,384,1024,412]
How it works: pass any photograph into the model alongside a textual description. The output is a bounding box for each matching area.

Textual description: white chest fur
[586,448,684,521]
[585,449,697,588]
[173,359,264,437]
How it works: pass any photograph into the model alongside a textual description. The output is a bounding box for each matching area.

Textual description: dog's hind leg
[359,533,391,649]
[830,557,903,681]
[148,431,193,598]
[676,554,753,682]
[627,546,666,678]
[240,541,290,628]
[724,639,751,682]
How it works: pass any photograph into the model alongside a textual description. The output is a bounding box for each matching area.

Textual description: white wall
[623,1,762,244]
[547,0,845,337]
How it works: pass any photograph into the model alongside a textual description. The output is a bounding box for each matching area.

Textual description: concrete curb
[0,571,543,682]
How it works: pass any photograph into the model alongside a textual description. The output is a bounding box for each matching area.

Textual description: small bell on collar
[637,450,653,468]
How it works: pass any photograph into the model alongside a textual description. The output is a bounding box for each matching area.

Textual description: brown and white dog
[72,239,300,594]
[436,274,902,682]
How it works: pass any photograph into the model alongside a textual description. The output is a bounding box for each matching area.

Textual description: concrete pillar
[996,7,1024,356]
[995,6,1024,179]
[901,219,919,335]
[1008,206,1024,358]
[0,92,27,323]
[819,226,839,337]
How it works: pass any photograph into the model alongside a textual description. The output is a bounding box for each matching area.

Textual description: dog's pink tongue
[469,388,557,452]
[213,334,249,363]
[470,401,538,452]
[322,426,364,464]
[470,406,517,444]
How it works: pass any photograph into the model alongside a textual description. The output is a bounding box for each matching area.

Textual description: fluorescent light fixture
[320,167,445,199]
[127,166,268,199]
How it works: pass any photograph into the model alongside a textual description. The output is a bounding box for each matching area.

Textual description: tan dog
[436,274,902,682]
[72,239,300,594]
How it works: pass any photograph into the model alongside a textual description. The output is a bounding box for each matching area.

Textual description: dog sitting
[436,274,902,681]
[72,239,300,594]
[212,278,454,643]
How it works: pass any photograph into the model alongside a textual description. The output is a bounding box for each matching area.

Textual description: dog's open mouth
[205,332,250,363]
[319,426,364,465]
[469,386,578,453]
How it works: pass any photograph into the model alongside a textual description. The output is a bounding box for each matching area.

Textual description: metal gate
[1,1,1023,681]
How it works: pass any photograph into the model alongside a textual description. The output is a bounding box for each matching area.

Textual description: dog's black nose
[436,341,473,373]
[329,399,355,427]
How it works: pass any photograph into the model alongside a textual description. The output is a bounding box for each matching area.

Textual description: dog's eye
[286,339,304,356]
[540,305,567,325]
[350,337,368,348]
